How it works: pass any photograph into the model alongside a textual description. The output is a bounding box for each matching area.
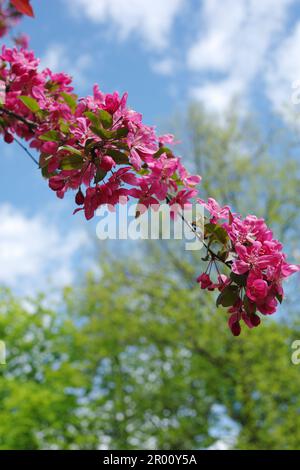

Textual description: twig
[166,194,231,268]
[14,137,39,166]
[0,107,37,130]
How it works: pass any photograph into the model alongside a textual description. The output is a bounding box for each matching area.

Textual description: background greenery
[0,105,299,450]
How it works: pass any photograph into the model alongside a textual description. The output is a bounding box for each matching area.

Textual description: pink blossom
[232,242,282,275]
[100,156,116,172]
[168,189,198,209]
[246,272,269,302]
[196,273,215,290]
[256,296,278,315]
[241,312,261,328]
[198,197,230,223]
[228,313,241,336]
[158,134,177,145]
[281,263,300,278]
[1,33,299,338]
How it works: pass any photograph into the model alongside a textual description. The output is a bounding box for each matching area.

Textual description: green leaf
[94,168,107,184]
[36,109,49,121]
[244,296,257,315]
[205,223,229,245]
[154,146,173,158]
[39,130,61,142]
[60,154,84,170]
[59,120,70,134]
[137,168,150,176]
[106,148,129,164]
[230,272,248,286]
[115,127,129,139]
[98,109,113,129]
[84,111,99,127]
[59,145,82,157]
[214,226,229,244]
[41,166,57,179]
[170,173,184,186]
[39,153,52,169]
[114,142,129,151]
[276,292,283,304]
[90,125,113,140]
[217,249,229,262]
[19,96,40,113]
[204,223,216,236]
[216,285,239,308]
[61,92,78,113]
[45,80,60,93]
[39,154,57,178]
[84,138,96,156]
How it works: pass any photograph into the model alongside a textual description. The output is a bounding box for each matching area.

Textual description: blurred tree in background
[0,104,299,450]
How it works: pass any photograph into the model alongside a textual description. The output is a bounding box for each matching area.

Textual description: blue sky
[1,0,300,294]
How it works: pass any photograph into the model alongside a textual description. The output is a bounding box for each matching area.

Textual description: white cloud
[190,78,245,114]
[40,43,92,87]
[265,21,300,122]
[65,0,184,50]
[62,0,300,118]
[187,0,245,73]
[151,58,176,76]
[187,0,293,112]
[0,204,88,294]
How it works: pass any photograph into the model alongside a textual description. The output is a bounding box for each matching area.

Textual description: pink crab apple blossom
[198,200,300,335]
[0,44,201,221]
[0,2,299,337]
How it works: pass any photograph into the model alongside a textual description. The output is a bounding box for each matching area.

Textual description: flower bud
[231,321,241,336]
[4,132,14,144]
[75,188,85,205]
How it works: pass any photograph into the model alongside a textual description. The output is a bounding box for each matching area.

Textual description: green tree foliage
[0,259,300,449]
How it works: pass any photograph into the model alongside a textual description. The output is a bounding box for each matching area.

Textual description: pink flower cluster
[197,198,300,335]
[0,46,201,220]
[0,43,298,336]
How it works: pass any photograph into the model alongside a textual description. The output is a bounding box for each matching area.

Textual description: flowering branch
[0,1,299,336]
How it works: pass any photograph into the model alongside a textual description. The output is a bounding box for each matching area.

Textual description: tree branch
[14,137,39,166]
[0,106,37,130]
[166,194,231,268]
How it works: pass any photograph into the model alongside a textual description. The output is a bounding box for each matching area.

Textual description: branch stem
[166,194,231,268]
[14,137,39,166]
[0,107,37,130]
